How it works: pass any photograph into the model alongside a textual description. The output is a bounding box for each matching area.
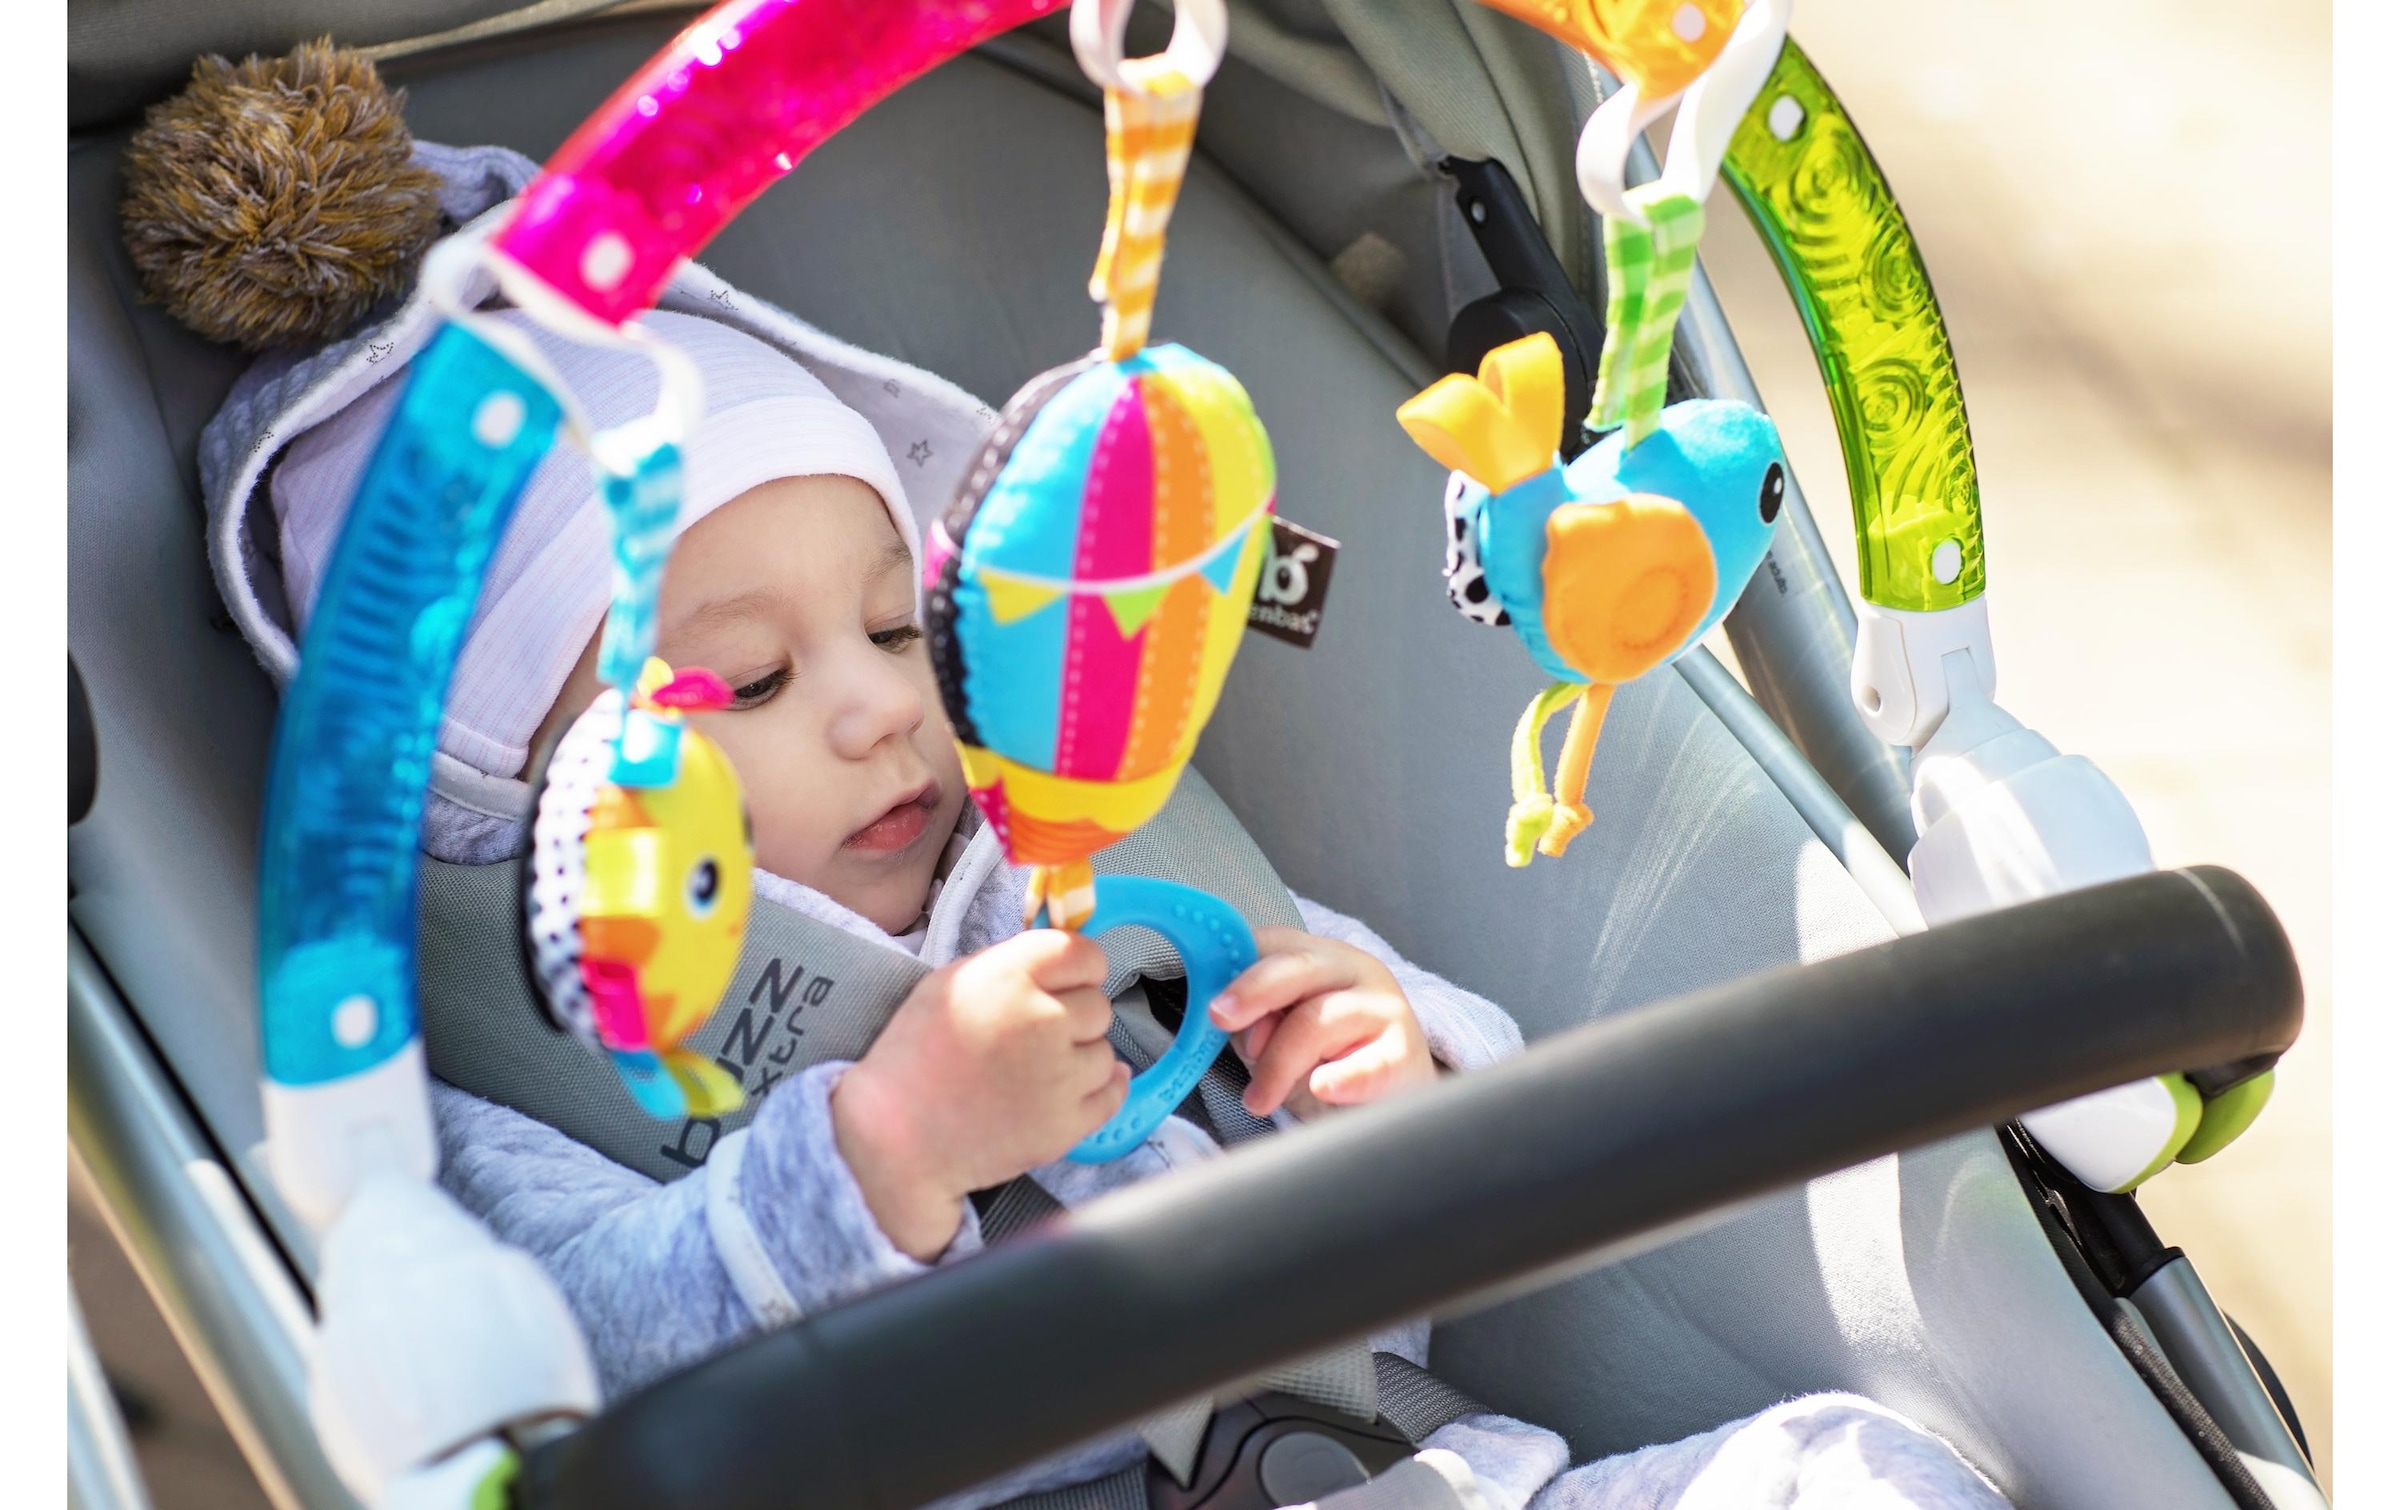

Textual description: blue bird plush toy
[1399,332,1787,866]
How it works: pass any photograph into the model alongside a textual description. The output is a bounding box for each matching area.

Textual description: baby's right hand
[831,930,1128,1260]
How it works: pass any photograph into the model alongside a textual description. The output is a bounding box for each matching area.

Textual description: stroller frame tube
[1671,259,1922,860]
[1674,646,1921,934]
[69,930,359,1510]
[2130,1256,2320,1493]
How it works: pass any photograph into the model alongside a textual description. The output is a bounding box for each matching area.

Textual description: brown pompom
[120,39,443,350]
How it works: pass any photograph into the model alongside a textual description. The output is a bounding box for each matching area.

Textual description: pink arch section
[493,0,1064,326]
[1054,382,1157,781]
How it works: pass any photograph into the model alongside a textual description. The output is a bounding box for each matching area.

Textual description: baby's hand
[1208,927,1437,1121]
[833,931,1128,1259]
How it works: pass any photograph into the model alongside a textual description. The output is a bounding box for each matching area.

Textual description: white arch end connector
[1862,597,2190,1194]
[310,1173,600,1507]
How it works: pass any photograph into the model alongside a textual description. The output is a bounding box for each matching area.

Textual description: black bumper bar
[520,866,2301,1510]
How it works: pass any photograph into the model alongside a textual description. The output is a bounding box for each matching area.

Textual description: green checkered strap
[1588,185,1707,446]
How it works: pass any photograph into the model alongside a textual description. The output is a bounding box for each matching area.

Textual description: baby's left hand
[1207,926,1437,1121]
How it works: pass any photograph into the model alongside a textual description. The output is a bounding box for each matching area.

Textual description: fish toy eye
[1758,462,1786,524]
[686,856,721,916]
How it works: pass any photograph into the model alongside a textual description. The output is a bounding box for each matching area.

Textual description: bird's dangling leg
[1507,681,1586,867]
[1538,683,1614,858]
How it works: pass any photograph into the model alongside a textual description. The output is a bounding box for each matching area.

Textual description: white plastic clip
[421,230,594,449]
[1577,0,1793,223]
[1849,596,1995,750]
[1070,0,1230,92]
[469,231,707,460]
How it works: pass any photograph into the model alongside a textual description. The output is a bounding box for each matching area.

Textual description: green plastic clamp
[1719,40,1987,614]
[472,1448,520,1510]
[2179,1070,2276,1166]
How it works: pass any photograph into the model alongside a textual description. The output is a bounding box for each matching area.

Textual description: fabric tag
[1248,517,1340,648]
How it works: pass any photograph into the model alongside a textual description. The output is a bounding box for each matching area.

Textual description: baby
[525,451,1449,1262]
[220,282,2009,1510]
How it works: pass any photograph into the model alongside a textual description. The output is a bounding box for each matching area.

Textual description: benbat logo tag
[1247,517,1340,648]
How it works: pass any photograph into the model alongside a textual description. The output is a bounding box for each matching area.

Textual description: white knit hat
[271,308,915,783]
[197,144,1002,862]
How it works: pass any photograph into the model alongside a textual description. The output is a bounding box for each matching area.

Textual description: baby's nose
[828,652,928,757]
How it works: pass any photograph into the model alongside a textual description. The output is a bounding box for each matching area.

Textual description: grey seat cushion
[68,130,275,1222]
[68,14,2228,1506]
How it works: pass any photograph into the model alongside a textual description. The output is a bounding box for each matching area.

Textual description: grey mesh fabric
[1143,1343,1383,1488]
[1307,0,1598,294]
[416,769,1301,1184]
[65,8,2239,1508]
[1004,1466,1150,1510]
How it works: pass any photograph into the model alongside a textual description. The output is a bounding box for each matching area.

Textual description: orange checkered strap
[1093,63,1201,361]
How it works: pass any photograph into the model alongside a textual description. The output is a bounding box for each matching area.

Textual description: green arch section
[1718,40,1986,614]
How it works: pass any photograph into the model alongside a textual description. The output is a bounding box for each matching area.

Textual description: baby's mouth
[844,782,937,855]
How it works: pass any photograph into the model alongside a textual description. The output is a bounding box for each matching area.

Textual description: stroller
[65,1,2318,1507]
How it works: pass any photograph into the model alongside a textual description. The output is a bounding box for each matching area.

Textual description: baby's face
[545,476,968,934]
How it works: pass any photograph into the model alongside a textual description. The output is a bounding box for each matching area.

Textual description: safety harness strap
[992,1357,1488,1510]
[417,767,1300,1184]
[419,853,922,1183]
[1367,1355,1488,1442]
[1008,1466,1152,1510]
[971,1173,1069,1245]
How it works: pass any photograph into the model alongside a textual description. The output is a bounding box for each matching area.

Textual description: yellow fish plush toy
[526,657,755,1118]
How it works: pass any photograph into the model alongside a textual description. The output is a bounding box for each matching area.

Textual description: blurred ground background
[1694,0,2334,1486]
[71,1168,270,1508]
[69,1,2333,1503]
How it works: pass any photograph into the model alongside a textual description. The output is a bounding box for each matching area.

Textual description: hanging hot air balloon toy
[925,0,1273,1161]
[1398,0,1796,867]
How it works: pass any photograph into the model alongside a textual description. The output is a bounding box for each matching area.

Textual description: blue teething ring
[1051,876,1258,1164]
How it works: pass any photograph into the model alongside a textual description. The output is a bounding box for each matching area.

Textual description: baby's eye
[870,623,924,653]
[727,665,792,708]
[685,856,722,916]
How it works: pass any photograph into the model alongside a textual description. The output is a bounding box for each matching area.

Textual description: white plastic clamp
[1889,608,2190,1192]
[1575,0,1793,223]
[309,1174,600,1506]
[1850,596,1995,751]
[262,1041,440,1232]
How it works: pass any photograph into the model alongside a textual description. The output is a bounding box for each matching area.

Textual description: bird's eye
[1759,462,1786,524]
[687,857,721,916]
